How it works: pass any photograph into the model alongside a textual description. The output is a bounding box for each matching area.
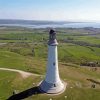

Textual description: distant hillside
[0,19,100,28]
[0,19,70,25]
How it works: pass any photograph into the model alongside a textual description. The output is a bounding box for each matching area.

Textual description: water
[0,22,100,28]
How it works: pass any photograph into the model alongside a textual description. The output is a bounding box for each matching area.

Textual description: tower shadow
[7,86,43,100]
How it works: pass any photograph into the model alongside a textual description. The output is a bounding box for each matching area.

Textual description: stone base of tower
[39,80,66,94]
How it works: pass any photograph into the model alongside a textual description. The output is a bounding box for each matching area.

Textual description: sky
[0,0,100,21]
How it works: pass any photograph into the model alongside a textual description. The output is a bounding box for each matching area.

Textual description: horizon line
[0,18,100,23]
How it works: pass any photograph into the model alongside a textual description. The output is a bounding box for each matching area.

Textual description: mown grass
[0,49,46,75]
[75,35,100,45]
[0,71,17,100]
[0,50,27,70]
[0,70,41,100]
[0,42,100,65]
[0,65,100,100]
[59,43,100,63]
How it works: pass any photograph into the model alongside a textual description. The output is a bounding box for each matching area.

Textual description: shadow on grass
[7,86,43,100]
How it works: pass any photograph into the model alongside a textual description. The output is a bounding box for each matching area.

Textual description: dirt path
[0,68,40,78]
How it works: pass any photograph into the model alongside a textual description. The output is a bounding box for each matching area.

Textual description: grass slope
[0,70,41,100]
[0,28,100,100]
[0,65,100,100]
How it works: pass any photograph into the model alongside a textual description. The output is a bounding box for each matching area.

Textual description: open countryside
[0,25,100,100]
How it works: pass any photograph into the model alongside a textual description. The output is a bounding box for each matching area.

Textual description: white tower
[39,29,65,94]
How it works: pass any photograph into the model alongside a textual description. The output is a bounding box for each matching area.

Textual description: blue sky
[0,0,100,21]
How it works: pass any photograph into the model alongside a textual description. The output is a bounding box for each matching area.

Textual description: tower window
[53,62,55,66]
[54,84,56,87]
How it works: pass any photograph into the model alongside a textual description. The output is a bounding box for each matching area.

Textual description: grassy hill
[0,27,100,100]
[0,63,100,100]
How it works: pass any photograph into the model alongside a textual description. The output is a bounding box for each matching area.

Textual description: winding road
[0,68,40,78]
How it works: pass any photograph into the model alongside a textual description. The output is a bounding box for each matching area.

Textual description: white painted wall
[45,45,61,83]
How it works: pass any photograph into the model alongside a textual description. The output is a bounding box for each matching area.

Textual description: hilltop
[0,27,100,100]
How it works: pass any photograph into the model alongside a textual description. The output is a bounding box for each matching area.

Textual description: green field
[0,27,100,100]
